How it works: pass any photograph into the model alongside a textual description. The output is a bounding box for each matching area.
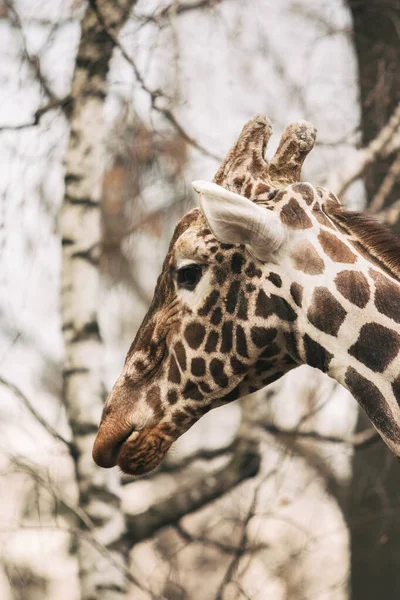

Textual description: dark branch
[5,0,66,108]
[175,522,267,556]
[135,0,223,25]
[215,471,275,599]
[124,440,261,545]
[262,422,379,449]
[0,97,71,132]
[121,439,236,485]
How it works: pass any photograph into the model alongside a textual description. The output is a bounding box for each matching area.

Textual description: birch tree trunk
[60,2,136,598]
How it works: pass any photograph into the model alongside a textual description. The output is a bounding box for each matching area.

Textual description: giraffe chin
[116,428,173,476]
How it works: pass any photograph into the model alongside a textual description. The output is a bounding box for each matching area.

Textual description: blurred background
[0,0,399,598]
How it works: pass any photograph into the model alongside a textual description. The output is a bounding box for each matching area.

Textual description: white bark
[60,2,136,598]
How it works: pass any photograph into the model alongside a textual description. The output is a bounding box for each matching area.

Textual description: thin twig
[135,0,223,25]
[124,440,261,544]
[378,197,400,227]
[0,97,71,132]
[0,375,72,449]
[328,103,400,196]
[262,422,379,449]
[5,0,62,105]
[215,470,276,600]
[175,522,267,555]
[7,458,159,597]
[90,0,222,161]
[369,151,400,213]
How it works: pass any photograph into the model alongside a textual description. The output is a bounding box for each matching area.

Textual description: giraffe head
[92,115,342,475]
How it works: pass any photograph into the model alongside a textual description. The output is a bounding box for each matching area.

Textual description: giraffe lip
[116,430,173,476]
[92,425,139,469]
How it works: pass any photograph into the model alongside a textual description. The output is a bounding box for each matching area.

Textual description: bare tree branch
[121,439,236,485]
[261,422,379,449]
[328,102,400,196]
[378,197,400,227]
[0,97,71,132]
[215,470,276,600]
[0,375,72,449]
[124,440,261,544]
[5,0,63,105]
[7,458,158,597]
[175,522,267,555]
[369,151,400,213]
[90,0,222,161]
[135,0,223,27]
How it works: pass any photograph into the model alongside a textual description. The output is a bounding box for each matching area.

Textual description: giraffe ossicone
[93,115,400,476]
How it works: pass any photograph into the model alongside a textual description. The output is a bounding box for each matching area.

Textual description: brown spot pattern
[245,263,262,278]
[198,290,220,316]
[392,376,400,404]
[168,354,181,383]
[318,230,357,264]
[334,270,370,308]
[184,322,206,349]
[290,282,303,307]
[370,269,400,324]
[307,287,347,336]
[174,342,187,371]
[210,358,228,388]
[313,206,334,229]
[147,386,164,419]
[211,307,223,325]
[291,241,325,275]
[183,380,203,401]
[191,357,206,377]
[167,390,178,404]
[284,331,301,362]
[255,290,297,322]
[345,367,399,442]
[303,334,333,372]
[259,343,280,358]
[250,326,277,348]
[205,331,219,353]
[236,324,249,357]
[267,272,282,288]
[237,292,248,320]
[348,323,400,372]
[231,253,245,274]
[292,183,314,205]
[221,321,234,352]
[280,198,312,229]
[230,356,248,375]
[226,281,240,314]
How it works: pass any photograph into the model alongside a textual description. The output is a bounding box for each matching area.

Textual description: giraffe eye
[177,264,203,291]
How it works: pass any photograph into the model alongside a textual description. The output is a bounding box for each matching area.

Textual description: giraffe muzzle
[92,420,137,469]
[93,419,173,475]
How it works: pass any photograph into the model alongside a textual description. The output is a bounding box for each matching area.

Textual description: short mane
[326,203,400,281]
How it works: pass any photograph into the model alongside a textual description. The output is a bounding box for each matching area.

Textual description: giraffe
[93,115,400,476]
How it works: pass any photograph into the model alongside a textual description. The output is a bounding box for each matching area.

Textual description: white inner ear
[192,180,285,261]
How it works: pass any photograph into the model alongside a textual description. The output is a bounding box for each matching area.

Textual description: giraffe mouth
[92,423,173,476]
[117,429,173,475]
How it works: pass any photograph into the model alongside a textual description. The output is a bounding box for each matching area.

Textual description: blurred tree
[59,1,138,598]
[348,2,400,598]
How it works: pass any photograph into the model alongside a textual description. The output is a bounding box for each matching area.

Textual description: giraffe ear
[192,181,285,261]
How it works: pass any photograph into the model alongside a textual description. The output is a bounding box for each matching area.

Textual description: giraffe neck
[291,250,400,455]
